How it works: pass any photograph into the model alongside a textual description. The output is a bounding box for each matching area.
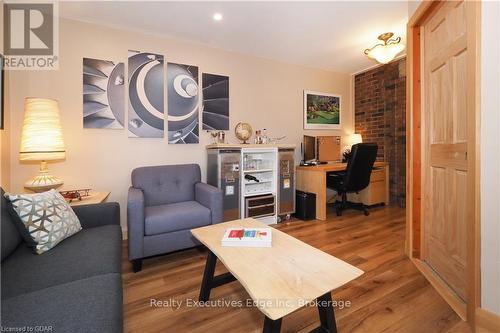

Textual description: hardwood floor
[122,205,469,333]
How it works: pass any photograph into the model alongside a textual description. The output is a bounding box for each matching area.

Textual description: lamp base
[24,161,63,193]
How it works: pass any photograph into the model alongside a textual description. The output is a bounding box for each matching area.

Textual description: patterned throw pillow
[5,189,82,254]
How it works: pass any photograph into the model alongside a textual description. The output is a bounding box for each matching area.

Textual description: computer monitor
[303,135,316,162]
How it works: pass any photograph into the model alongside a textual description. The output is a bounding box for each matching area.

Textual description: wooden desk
[296,162,389,220]
[67,191,110,207]
[191,218,363,331]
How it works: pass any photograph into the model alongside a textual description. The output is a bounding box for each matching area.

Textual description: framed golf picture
[304,90,341,130]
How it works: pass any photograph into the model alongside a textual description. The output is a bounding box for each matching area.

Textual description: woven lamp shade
[20,98,66,161]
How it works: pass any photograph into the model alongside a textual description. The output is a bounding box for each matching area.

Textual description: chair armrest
[127,187,145,260]
[195,182,223,224]
[72,202,120,229]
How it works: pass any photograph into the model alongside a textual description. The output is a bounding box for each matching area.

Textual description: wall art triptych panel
[128,51,164,138]
[202,73,229,131]
[83,58,125,129]
[83,53,230,143]
[167,63,199,144]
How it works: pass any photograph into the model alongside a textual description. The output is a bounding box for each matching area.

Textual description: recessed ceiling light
[213,13,223,21]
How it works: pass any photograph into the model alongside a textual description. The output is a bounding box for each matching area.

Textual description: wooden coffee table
[191,218,364,333]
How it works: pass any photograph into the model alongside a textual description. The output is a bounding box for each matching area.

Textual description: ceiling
[60,1,409,74]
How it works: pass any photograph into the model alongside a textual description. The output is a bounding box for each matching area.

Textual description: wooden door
[422,1,469,302]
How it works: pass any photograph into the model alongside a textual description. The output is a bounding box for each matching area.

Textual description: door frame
[405,0,481,328]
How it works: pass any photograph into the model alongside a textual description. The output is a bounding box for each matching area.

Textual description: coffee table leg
[317,292,337,333]
[263,317,282,333]
[199,251,217,301]
[199,250,237,302]
[261,293,336,333]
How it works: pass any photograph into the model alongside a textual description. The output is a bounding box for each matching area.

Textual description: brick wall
[354,58,406,207]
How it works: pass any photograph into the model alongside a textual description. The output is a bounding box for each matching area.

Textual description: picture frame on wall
[303,90,341,130]
[128,50,164,138]
[0,54,4,130]
[202,73,229,131]
[167,62,199,144]
[83,57,125,129]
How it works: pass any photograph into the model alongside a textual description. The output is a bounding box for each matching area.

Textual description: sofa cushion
[145,201,211,236]
[1,273,122,333]
[132,164,201,206]
[1,188,22,262]
[5,190,82,254]
[1,224,121,300]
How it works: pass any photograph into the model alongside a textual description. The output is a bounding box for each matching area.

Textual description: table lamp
[349,134,363,146]
[20,98,66,192]
[343,133,363,162]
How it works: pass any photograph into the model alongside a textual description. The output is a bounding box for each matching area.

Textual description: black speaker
[295,190,316,220]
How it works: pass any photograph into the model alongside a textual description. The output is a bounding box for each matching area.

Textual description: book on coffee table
[221,228,272,247]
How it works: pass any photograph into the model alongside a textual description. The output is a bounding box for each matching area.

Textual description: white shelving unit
[241,147,278,225]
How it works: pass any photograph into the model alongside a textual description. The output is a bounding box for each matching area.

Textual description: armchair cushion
[131,164,201,206]
[145,201,211,236]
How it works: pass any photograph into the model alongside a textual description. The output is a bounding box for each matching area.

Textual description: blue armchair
[127,164,223,272]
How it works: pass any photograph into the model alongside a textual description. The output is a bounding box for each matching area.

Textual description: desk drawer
[367,180,387,204]
[348,167,388,206]
[370,168,386,182]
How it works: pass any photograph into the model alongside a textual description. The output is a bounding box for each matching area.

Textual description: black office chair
[327,143,378,216]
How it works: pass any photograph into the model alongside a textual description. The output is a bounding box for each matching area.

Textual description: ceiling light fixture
[213,13,223,21]
[364,32,405,64]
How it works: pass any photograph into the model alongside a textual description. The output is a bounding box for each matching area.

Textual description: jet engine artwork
[167,63,199,144]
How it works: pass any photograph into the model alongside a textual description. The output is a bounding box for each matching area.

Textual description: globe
[234,122,253,144]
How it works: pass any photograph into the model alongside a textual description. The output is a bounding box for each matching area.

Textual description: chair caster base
[334,199,370,217]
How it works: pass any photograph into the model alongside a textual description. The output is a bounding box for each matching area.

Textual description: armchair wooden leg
[132,259,142,273]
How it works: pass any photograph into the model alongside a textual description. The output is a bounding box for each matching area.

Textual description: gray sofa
[128,164,223,272]
[0,188,123,333]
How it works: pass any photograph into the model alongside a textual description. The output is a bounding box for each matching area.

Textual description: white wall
[408,0,422,18]
[480,0,500,315]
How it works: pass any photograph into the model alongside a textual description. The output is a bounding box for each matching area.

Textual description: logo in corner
[3,1,59,70]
